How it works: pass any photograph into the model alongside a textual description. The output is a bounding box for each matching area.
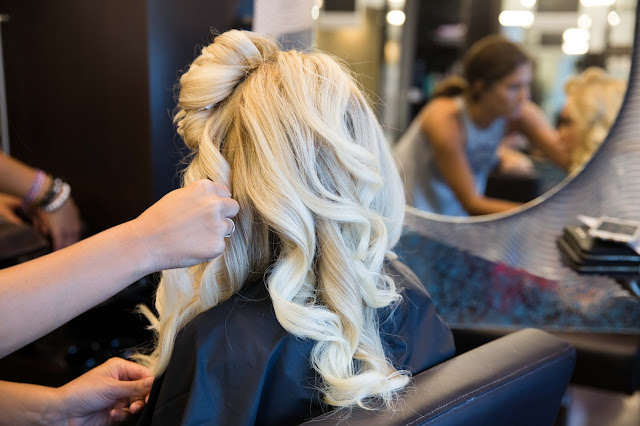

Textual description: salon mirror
[396,0,640,334]
[315,0,636,218]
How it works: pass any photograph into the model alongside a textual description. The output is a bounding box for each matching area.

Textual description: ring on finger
[224,217,235,238]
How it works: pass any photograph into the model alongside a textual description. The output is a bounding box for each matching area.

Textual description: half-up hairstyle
[135,30,409,410]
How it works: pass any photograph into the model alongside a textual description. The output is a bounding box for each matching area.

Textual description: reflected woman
[558,67,626,174]
[394,35,569,216]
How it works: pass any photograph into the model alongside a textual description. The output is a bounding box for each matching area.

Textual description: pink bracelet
[22,169,46,208]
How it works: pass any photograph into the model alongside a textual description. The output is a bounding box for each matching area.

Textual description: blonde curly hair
[564,67,626,172]
[135,30,409,409]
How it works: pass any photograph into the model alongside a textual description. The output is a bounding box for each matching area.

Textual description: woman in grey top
[394,35,569,216]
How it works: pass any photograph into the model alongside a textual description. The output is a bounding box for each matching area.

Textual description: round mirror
[394,0,635,218]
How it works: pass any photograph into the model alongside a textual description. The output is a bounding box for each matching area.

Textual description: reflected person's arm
[496,144,534,175]
[421,99,521,215]
[513,101,570,170]
[0,180,239,358]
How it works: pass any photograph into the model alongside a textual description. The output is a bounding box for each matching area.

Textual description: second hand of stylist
[0,179,239,358]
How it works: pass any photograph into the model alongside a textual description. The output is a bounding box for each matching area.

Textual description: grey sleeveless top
[393,98,506,216]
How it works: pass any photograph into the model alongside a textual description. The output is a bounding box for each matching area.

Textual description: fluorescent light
[580,0,616,7]
[499,10,535,28]
[521,0,537,7]
[563,27,590,42]
[562,28,590,55]
[608,10,621,26]
[563,40,589,55]
[312,5,319,20]
[386,10,406,26]
[578,14,592,28]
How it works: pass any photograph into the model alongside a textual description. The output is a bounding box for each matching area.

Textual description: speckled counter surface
[396,231,640,334]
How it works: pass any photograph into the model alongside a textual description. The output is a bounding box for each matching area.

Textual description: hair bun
[178,30,279,111]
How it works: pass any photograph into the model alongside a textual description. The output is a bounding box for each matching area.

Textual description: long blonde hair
[565,67,626,172]
[136,30,409,409]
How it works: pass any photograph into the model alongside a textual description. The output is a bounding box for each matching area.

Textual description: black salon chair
[453,327,640,395]
[302,328,576,425]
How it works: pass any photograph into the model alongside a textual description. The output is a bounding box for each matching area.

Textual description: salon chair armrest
[301,328,575,425]
[453,327,640,394]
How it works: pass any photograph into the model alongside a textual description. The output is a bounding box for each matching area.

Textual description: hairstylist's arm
[512,100,570,170]
[421,99,521,215]
[0,358,153,426]
[0,179,239,358]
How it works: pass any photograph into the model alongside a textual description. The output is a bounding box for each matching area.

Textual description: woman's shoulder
[421,97,461,122]
[185,280,285,342]
[420,98,465,142]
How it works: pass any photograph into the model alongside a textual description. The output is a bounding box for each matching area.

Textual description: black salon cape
[137,259,454,425]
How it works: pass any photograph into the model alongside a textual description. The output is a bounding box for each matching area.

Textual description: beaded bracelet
[42,182,71,213]
[22,170,46,208]
[37,178,63,209]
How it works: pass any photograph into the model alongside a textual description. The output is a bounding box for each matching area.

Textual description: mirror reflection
[316,0,634,217]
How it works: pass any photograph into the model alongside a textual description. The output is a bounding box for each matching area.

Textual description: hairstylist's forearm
[0,220,152,358]
[0,380,59,425]
[462,194,521,215]
[0,180,239,358]
[0,153,41,198]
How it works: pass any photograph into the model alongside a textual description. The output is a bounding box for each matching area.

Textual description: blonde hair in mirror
[134,30,409,409]
[565,67,626,173]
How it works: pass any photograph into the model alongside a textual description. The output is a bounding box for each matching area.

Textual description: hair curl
[564,67,626,172]
[135,30,409,410]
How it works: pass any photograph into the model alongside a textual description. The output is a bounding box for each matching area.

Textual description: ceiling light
[608,10,621,26]
[562,28,590,55]
[578,14,592,28]
[386,10,406,26]
[499,10,535,28]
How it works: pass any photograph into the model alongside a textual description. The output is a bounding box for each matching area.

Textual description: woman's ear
[470,80,485,101]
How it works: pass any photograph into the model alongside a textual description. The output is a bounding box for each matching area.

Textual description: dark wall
[146,0,237,200]
[461,0,501,50]
[0,0,237,232]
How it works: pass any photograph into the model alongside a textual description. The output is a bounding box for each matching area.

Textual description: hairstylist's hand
[40,197,82,251]
[52,358,153,426]
[0,193,23,225]
[132,179,240,271]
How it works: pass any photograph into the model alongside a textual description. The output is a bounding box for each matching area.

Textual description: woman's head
[558,67,626,172]
[435,35,532,116]
[140,30,408,409]
[464,35,532,115]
